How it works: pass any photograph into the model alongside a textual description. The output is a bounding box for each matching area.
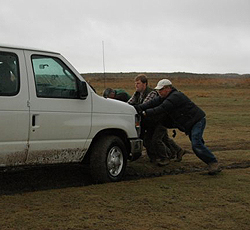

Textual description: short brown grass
[0,75,250,230]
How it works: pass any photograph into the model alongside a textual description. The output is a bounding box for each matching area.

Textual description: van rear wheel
[90,135,127,183]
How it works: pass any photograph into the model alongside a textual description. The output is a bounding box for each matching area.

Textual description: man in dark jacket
[103,88,131,102]
[136,79,221,174]
[129,74,186,166]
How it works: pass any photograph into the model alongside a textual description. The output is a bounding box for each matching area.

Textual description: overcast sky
[1,0,250,74]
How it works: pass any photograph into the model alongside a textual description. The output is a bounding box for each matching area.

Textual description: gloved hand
[133,105,143,115]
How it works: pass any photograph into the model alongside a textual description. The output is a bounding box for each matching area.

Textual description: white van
[0,45,142,183]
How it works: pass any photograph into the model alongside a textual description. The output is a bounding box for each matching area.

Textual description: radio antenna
[102,41,106,88]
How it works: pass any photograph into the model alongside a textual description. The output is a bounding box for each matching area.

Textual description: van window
[0,52,19,96]
[32,55,79,99]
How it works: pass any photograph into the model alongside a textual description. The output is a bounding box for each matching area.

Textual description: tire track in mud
[0,164,92,195]
[124,161,250,180]
[0,160,250,196]
[125,145,250,180]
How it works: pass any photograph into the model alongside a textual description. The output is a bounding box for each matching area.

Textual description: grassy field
[0,75,250,230]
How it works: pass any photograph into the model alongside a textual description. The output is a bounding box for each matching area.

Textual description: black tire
[90,135,128,183]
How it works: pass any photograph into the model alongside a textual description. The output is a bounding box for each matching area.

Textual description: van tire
[90,135,128,183]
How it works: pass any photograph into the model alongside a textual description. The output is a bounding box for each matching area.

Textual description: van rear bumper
[129,138,143,161]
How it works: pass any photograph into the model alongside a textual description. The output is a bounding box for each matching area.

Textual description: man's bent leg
[152,125,171,166]
[144,129,157,162]
[189,118,217,164]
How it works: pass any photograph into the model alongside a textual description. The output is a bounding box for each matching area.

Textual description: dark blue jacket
[139,88,206,134]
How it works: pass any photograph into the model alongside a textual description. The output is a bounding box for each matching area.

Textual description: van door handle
[32,115,36,126]
[32,114,40,130]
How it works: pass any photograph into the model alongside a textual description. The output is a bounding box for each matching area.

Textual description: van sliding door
[0,49,30,166]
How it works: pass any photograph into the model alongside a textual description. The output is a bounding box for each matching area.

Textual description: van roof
[0,44,60,55]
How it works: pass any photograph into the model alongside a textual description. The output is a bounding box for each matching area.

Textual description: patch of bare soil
[125,150,250,180]
[1,146,250,196]
[0,164,92,195]
[208,141,250,152]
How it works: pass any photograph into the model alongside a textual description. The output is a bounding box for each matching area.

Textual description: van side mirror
[79,81,88,99]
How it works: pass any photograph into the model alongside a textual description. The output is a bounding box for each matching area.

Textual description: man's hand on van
[133,105,143,115]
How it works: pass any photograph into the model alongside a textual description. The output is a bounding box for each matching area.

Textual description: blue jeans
[189,117,217,164]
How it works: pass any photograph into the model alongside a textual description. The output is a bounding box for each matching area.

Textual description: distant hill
[81,72,250,79]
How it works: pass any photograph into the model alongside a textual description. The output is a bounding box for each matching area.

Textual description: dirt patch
[0,164,92,195]
[1,149,250,196]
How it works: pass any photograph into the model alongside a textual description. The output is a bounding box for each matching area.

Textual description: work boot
[157,158,170,166]
[168,151,176,160]
[149,157,157,163]
[208,162,222,175]
[175,149,186,162]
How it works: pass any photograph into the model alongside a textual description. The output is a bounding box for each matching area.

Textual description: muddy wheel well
[82,129,130,164]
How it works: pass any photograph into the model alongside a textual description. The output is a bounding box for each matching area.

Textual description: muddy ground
[1,146,250,196]
[0,77,249,229]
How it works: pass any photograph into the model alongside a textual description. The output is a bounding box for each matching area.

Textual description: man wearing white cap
[129,74,186,165]
[135,79,221,175]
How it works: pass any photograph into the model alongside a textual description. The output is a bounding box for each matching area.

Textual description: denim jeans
[189,117,217,164]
